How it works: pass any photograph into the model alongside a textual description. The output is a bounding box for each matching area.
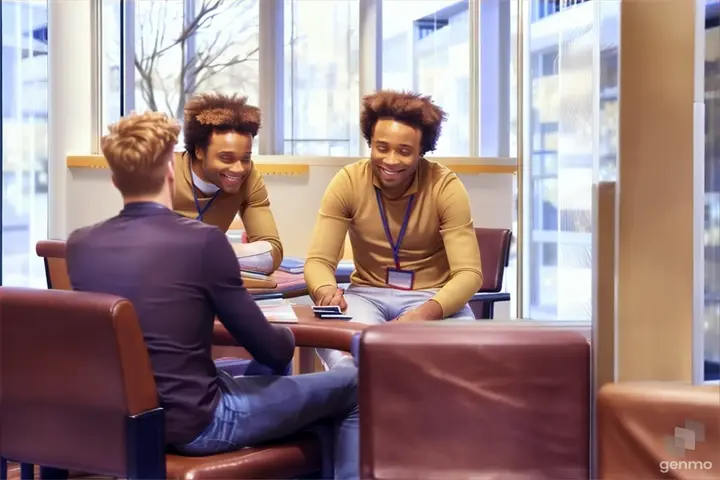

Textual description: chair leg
[126,408,166,480]
[38,467,68,480]
[20,463,34,480]
[486,301,495,319]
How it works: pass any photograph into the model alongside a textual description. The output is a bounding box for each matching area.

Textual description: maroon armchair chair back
[470,228,513,319]
[0,287,162,478]
[35,240,70,290]
[0,288,331,479]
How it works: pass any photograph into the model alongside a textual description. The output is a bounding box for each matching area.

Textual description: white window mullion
[258,0,284,154]
[122,0,136,114]
[358,0,382,157]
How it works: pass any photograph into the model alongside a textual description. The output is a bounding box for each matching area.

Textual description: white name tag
[386,268,415,290]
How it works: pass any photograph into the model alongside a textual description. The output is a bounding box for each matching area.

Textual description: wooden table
[213,305,366,374]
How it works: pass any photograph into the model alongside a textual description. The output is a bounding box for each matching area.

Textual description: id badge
[386,268,415,290]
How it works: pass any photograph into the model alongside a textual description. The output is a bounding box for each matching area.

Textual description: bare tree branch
[132,0,258,120]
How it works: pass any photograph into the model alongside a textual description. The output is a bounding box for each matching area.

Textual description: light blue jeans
[319,285,474,368]
[175,361,359,480]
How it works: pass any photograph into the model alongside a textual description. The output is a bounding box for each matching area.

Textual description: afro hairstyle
[360,90,447,155]
[184,92,261,160]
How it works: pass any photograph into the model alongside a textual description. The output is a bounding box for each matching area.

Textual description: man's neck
[191,159,208,182]
[379,175,415,200]
[123,194,172,210]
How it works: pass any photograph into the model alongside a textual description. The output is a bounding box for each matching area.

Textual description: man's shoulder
[66,218,113,250]
[421,157,457,185]
[340,158,370,180]
[68,213,221,250]
[166,213,228,248]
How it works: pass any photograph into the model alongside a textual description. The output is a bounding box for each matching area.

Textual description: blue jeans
[175,361,359,480]
[319,285,474,368]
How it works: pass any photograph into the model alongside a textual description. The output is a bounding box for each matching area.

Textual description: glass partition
[1,0,49,287]
[522,0,618,320]
[704,1,720,381]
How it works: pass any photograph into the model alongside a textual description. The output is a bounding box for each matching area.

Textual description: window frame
[92,0,522,308]
[94,0,517,160]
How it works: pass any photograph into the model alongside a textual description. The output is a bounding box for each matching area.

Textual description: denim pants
[175,359,359,480]
[319,285,475,368]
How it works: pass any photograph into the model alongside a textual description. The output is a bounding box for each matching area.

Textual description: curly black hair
[184,92,261,160]
[360,90,447,154]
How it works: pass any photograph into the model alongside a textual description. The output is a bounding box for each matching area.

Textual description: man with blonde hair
[65,112,359,479]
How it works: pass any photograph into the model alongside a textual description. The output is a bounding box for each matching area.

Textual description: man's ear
[194,146,204,161]
[111,174,119,191]
[167,158,176,184]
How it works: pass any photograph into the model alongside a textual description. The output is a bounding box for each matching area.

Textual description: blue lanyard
[191,180,220,221]
[374,188,415,269]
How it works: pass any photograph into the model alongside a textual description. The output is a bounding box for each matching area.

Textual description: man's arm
[202,227,295,370]
[413,175,484,320]
[304,169,353,300]
[239,167,284,271]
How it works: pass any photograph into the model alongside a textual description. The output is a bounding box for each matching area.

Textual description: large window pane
[102,1,121,131]
[479,0,517,158]
[704,4,720,381]
[523,0,618,320]
[102,0,260,147]
[1,0,49,288]
[284,0,359,156]
[382,0,470,156]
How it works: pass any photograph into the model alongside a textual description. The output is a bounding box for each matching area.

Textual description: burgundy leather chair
[358,321,590,479]
[35,240,71,290]
[598,382,720,479]
[0,287,361,479]
[469,227,512,319]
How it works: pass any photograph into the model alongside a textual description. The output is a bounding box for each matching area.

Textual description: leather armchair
[598,382,720,479]
[357,321,590,479]
[0,287,363,480]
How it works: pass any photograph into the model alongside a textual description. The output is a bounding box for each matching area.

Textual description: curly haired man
[174,93,282,273]
[304,90,484,368]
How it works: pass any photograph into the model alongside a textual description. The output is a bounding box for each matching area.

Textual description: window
[283,0,359,156]
[102,0,260,147]
[1,0,49,288]
[382,0,471,156]
[522,0,619,320]
[704,6,720,381]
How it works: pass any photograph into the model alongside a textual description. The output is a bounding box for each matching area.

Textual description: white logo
[665,420,705,457]
[659,421,713,474]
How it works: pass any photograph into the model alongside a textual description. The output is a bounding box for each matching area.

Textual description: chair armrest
[598,382,720,478]
[212,321,367,353]
[251,292,284,301]
[471,292,511,303]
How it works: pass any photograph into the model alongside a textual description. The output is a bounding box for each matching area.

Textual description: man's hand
[392,300,444,323]
[314,286,348,311]
[393,311,423,323]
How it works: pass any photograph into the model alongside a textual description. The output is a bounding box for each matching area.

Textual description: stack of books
[241,270,273,281]
[279,256,305,274]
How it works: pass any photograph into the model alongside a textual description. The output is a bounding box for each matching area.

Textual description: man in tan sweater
[173,93,283,273]
[305,90,483,366]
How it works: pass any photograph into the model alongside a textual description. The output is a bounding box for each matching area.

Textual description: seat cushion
[166,435,322,480]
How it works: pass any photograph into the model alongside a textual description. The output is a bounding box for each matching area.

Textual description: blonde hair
[101,111,181,196]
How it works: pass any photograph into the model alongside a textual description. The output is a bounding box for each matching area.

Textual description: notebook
[257,298,298,323]
[234,241,274,275]
[279,256,305,274]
